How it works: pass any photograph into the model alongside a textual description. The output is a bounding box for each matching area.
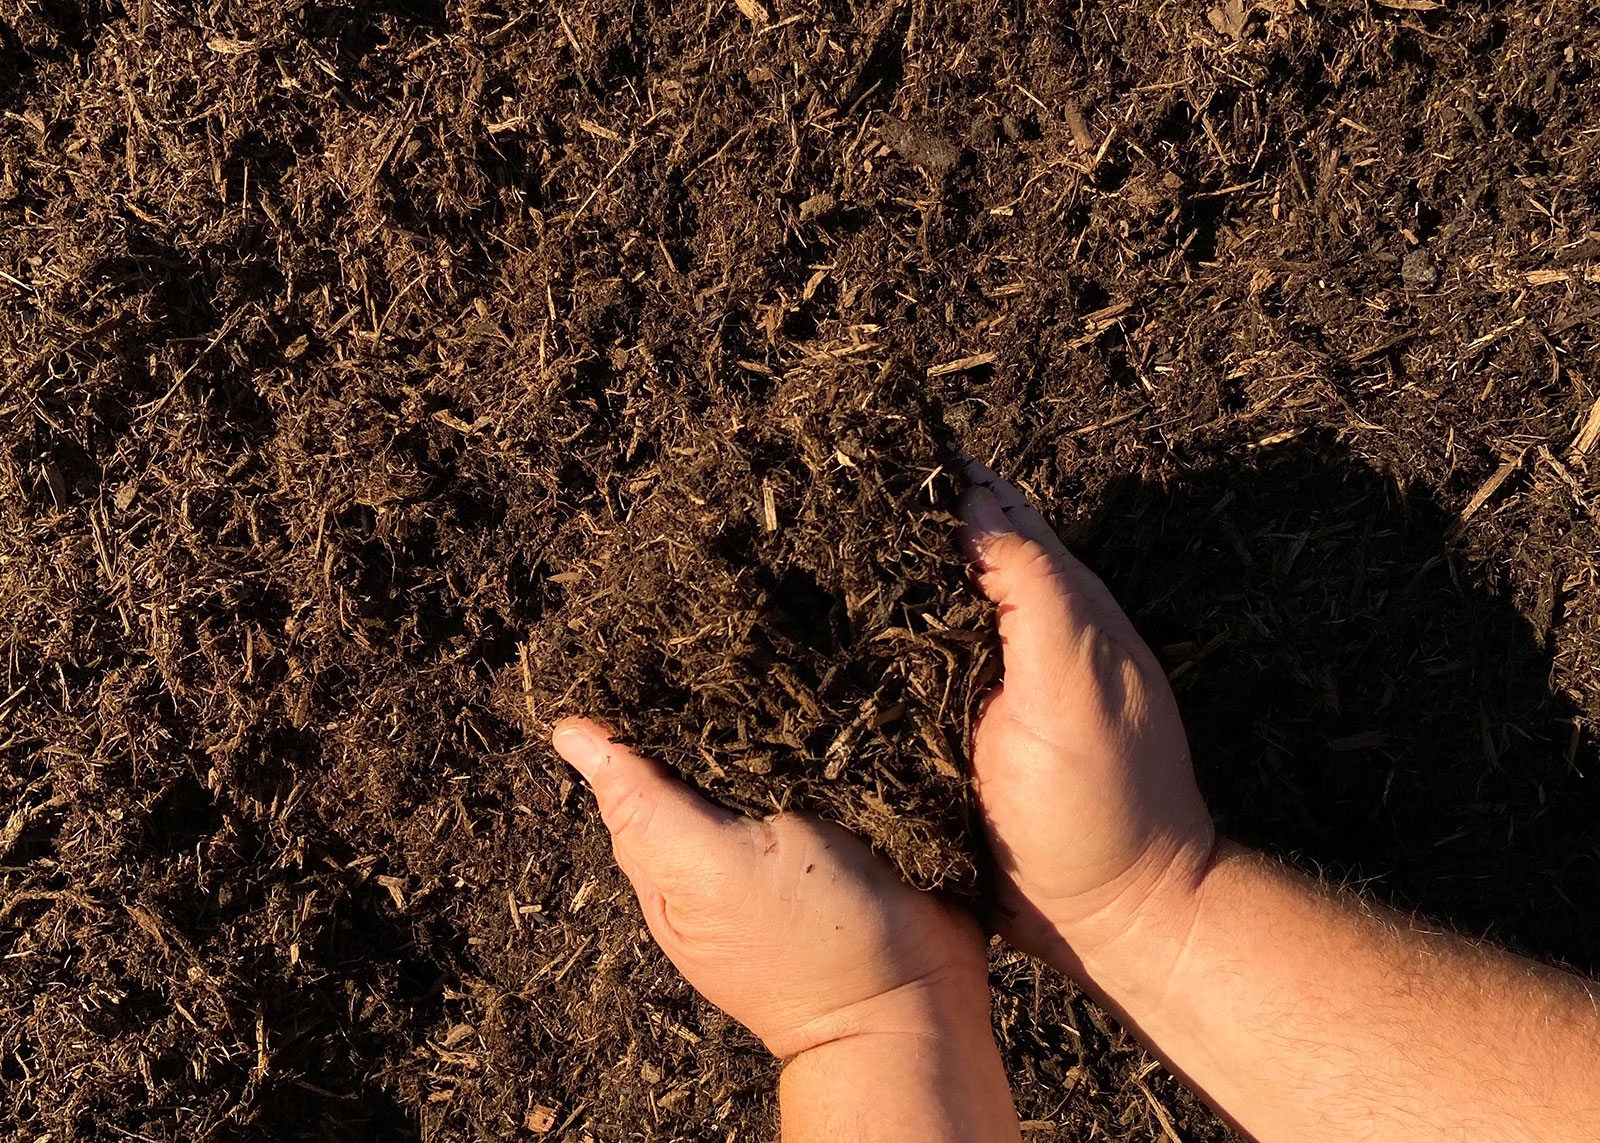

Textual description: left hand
[956,462,1216,979]
[551,718,991,1060]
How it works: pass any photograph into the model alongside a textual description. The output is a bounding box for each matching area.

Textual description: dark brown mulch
[2,0,1597,1140]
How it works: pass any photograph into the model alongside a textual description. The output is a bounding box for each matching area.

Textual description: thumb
[551,718,741,891]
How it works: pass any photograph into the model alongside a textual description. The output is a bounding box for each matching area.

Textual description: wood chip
[915,718,963,779]
[576,119,622,142]
[1569,394,1600,457]
[1137,1083,1185,1143]
[1082,300,1134,327]
[1062,101,1095,153]
[377,875,407,910]
[518,642,535,721]
[733,0,769,23]
[1464,317,1525,354]
[1207,0,1253,38]
[1373,0,1442,9]
[799,191,836,221]
[1538,445,1598,520]
[570,876,597,912]
[1250,428,1304,449]
[432,409,491,434]
[1072,405,1149,436]
[1066,300,1135,349]
[927,352,997,377]
[125,904,174,955]
[760,481,778,533]
[1457,451,1525,524]
[523,1104,559,1133]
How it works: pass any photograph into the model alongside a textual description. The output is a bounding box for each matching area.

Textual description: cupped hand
[550,719,992,1061]
[958,462,1217,975]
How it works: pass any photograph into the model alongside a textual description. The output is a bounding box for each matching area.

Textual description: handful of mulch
[512,366,997,896]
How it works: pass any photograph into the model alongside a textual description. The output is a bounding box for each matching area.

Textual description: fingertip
[957,486,1019,576]
[959,485,1012,535]
[963,458,1003,487]
[552,715,607,743]
[552,717,611,781]
[960,524,1033,579]
[957,524,999,574]
[961,529,1079,630]
[960,462,1070,558]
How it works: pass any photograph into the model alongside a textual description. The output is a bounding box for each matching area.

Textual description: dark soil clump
[3,1,1598,1140]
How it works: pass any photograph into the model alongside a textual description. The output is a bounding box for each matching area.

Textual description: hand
[957,462,1217,977]
[550,718,992,1061]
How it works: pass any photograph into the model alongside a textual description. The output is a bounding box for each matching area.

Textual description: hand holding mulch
[549,719,1019,1141]
[555,465,1600,1143]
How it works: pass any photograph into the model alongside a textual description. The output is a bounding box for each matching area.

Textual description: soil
[3,0,1598,1140]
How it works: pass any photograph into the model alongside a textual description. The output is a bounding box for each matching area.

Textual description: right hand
[958,462,1218,977]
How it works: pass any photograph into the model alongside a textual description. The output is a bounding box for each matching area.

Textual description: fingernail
[552,723,607,781]
[959,486,1012,536]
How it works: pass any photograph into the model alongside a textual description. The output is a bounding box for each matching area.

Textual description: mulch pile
[3,0,1597,1139]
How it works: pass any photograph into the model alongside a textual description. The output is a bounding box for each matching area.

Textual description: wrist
[1036,832,1233,1009]
[774,960,994,1062]
[779,997,1020,1143]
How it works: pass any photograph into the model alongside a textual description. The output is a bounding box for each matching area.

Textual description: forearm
[1073,843,1600,1143]
[778,1022,1021,1143]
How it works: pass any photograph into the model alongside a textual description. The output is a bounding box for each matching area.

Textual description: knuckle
[1000,538,1072,594]
[602,782,660,842]
[990,531,1051,572]
[1017,539,1060,575]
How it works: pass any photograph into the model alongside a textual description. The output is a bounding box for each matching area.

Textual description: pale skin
[552,460,1600,1142]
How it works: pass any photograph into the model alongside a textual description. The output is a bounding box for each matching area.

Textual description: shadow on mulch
[1081,435,1596,971]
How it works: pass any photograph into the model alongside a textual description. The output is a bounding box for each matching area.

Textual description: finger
[552,717,741,890]
[961,461,1068,556]
[957,471,1158,683]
